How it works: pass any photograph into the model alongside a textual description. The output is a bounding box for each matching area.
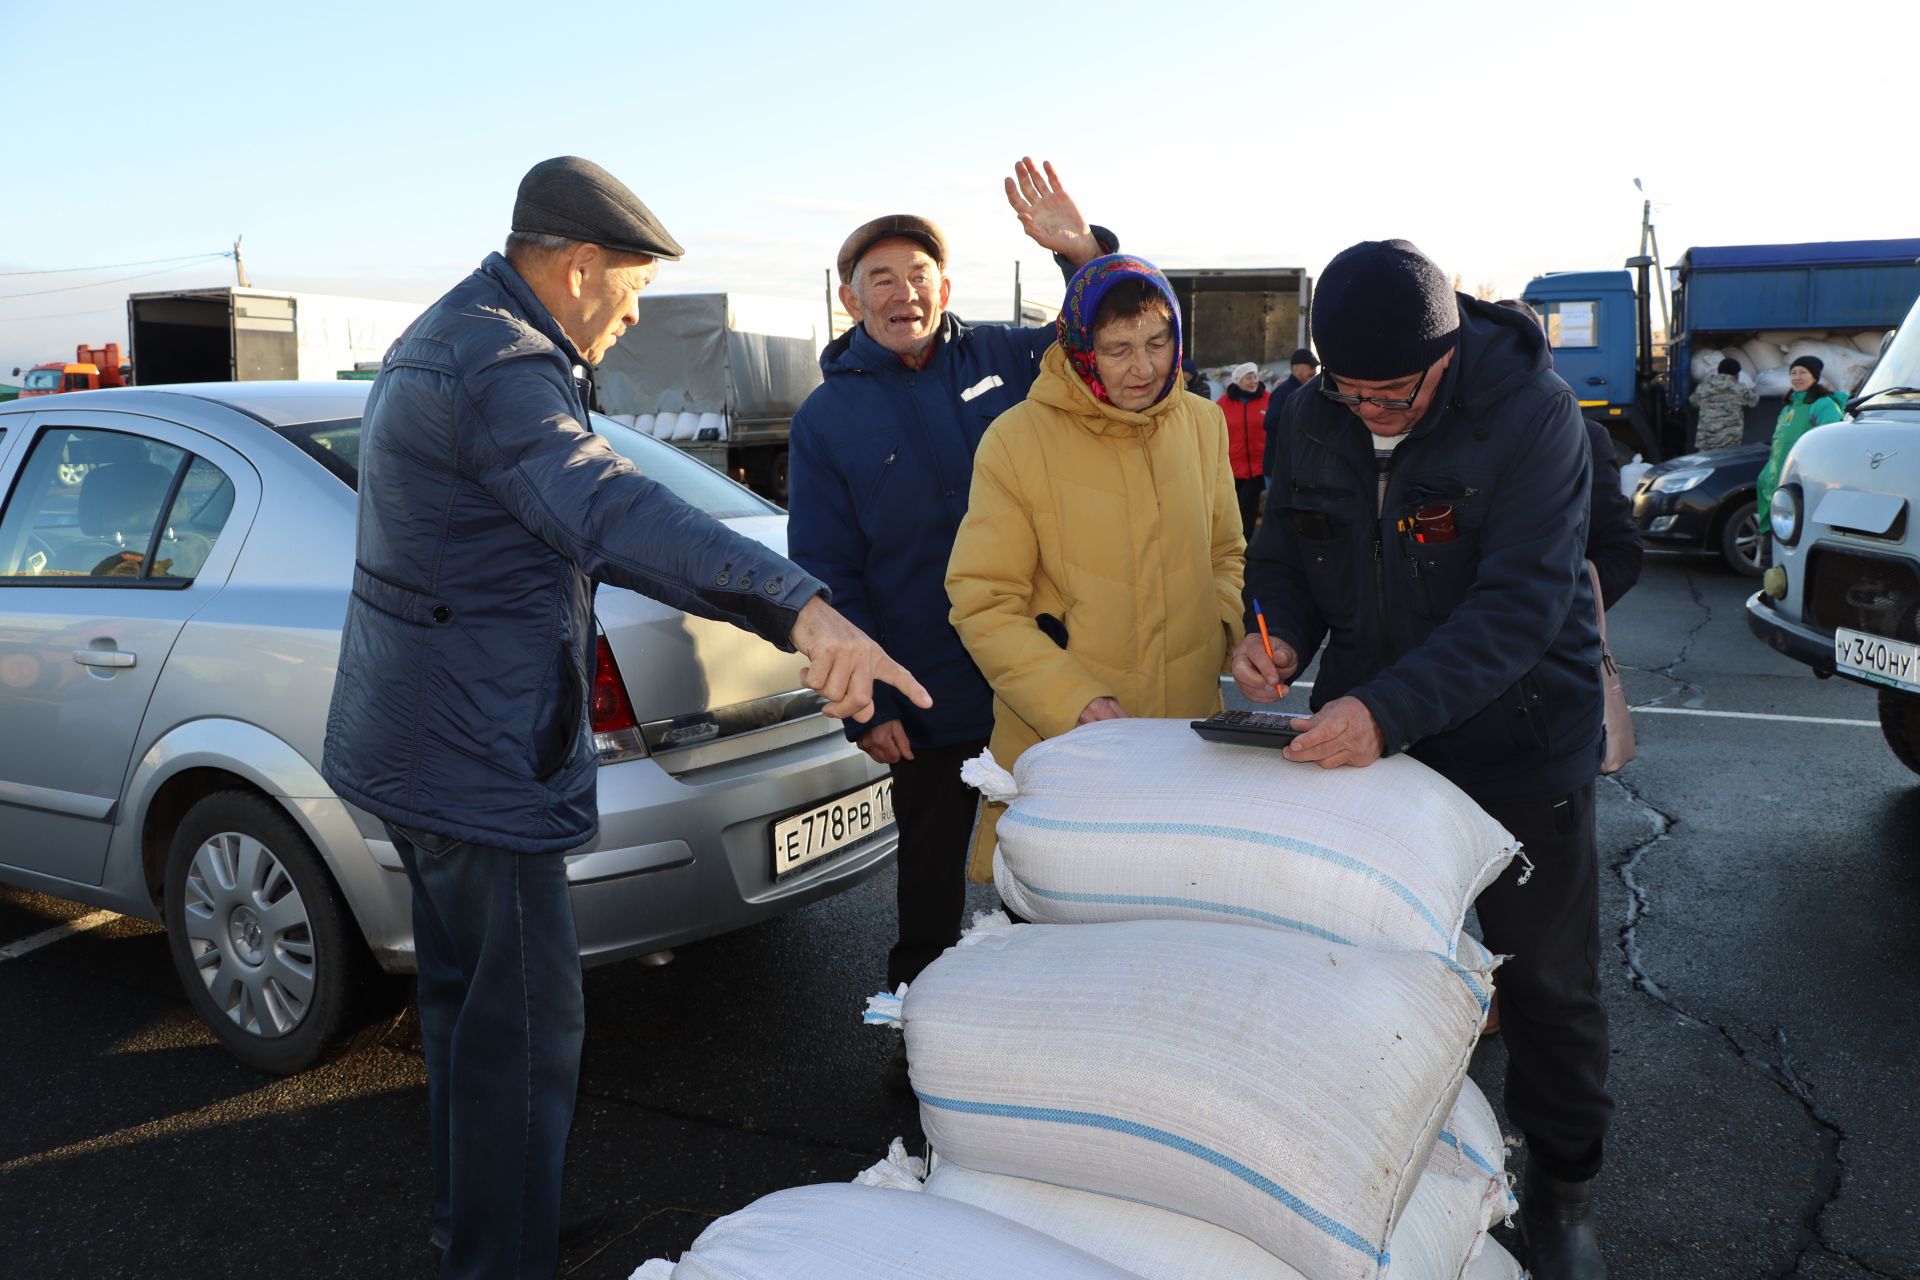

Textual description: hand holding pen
[1231,599,1299,704]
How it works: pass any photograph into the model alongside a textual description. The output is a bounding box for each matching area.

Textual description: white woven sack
[970,719,1518,957]
[1461,1235,1524,1279]
[893,917,1493,1280]
[624,1183,1145,1280]
[1742,339,1786,372]
[920,1077,1512,1280]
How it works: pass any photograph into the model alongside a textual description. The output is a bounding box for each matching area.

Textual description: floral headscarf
[1056,254,1184,407]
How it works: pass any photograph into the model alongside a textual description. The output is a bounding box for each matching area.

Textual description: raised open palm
[1005,157,1095,261]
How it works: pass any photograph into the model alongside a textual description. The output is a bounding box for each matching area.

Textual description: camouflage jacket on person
[1689,371,1759,451]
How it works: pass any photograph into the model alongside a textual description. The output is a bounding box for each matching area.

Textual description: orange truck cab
[20,343,129,396]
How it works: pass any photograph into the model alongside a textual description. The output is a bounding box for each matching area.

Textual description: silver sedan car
[0,381,897,1073]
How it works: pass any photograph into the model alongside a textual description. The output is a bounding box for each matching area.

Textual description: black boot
[1521,1162,1607,1280]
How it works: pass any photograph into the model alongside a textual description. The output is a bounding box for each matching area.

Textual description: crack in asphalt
[1629,568,1714,708]
[1603,769,1902,1278]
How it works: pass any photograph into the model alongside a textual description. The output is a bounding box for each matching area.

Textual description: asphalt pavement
[1,552,1915,1278]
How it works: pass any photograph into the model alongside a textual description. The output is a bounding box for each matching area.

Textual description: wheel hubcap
[181,831,315,1039]
[1734,516,1760,567]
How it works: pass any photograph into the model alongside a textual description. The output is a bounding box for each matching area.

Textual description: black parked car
[1629,443,1769,577]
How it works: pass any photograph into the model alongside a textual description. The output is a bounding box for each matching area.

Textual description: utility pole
[232,236,251,289]
[1013,261,1023,326]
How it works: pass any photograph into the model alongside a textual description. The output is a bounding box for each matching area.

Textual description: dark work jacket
[1248,296,1603,803]
[1262,374,1312,479]
[786,230,1115,749]
[322,254,824,853]
[1584,418,1642,609]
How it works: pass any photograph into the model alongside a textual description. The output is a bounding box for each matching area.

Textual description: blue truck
[1522,237,1920,463]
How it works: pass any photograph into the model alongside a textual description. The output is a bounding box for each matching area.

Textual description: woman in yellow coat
[947,254,1245,882]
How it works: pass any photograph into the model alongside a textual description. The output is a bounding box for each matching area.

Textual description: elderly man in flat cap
[322,156,928,1279]
[786,160,1115,1045]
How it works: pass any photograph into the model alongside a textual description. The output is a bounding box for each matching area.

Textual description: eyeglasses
[1318,364,1430,411]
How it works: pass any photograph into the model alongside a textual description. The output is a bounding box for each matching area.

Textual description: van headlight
[1649,467,1711,494]
[1770,484,1802,546]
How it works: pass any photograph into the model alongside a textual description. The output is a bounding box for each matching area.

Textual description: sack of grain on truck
[866,915,1494,1280]
[625,1182,1143,1280]
[909,1075,1514,1280]
[963,718,1518,958]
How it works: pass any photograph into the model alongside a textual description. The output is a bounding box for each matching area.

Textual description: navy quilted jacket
[1248,297,1603,803]
[322,254,824,853]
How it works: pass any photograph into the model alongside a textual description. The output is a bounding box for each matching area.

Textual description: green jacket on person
[1757,388,1846,533]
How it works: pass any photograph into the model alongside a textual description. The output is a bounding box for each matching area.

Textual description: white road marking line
[0,909,120,961]
[1631,706,1877,727]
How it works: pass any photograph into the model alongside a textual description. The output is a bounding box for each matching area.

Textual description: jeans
[885,739,988,989]
[388,824,585,1279]
[1473,782,1614,1182]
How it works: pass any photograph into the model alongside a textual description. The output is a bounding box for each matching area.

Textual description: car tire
[162,790,368,1074]
[1880,689,1920,777]
[1717,500,1763,578]
[768,447,789,508]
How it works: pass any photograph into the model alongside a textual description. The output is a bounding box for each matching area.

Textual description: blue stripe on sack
[1018,883,1358,947]
[916,1091,1389,1266]
[1000,811,1450,947]
[1426,951,1492,1012]
[1437,1129,1501,1179]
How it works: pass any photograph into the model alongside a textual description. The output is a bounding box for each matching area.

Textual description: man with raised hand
[787,159,1115,1005]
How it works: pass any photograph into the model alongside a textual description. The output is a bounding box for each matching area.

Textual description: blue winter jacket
[787,315,1048,747]
[322,254,825,854]
[1248,297,1603,803]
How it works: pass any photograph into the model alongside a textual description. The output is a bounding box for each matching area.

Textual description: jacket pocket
[531,634,585,783]
[862,444,901,509]
[1408,535,1480,618]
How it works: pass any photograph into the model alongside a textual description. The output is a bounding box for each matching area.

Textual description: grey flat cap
[512,156,685,261]
[837,214,947,284]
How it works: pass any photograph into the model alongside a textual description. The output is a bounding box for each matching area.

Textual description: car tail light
[591,635,647,764]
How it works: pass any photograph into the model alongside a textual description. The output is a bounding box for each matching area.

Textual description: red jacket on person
[1217,385,1270,480]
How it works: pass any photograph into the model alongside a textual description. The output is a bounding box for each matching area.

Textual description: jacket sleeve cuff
[1054,225,1118,278]
[1348,685,1411,758]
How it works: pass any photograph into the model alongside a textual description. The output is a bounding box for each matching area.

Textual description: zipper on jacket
[864,447,899,508]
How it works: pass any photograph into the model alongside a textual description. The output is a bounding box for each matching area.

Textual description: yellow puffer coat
[947,342,1246,881]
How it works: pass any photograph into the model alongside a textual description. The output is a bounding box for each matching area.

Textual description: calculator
[1190,710,1310,749]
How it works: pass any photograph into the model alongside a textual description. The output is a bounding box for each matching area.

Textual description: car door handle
[73,649,136,669]
[1586,376,1607,386]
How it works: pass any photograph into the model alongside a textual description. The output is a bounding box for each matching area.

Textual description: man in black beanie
[324,156,929,1278]
[1234,239,1611,1279]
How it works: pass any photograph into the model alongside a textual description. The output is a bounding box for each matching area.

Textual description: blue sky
[4,0,1914,379]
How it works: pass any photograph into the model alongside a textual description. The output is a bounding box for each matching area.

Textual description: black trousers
[886,738,988,989]
[1234,476,1266,542]
[1473,780,1613,1183]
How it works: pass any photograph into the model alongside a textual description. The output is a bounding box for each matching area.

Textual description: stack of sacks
[1690,330,1886,400]
[887,718,1520,1279]
[630,718,1524,1279]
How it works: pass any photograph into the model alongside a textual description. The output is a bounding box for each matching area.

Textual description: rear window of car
[275,414,775,519]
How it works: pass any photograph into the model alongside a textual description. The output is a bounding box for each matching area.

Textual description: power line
[0,305,127,326]
[0,252,227,277]
[0,259,229,302]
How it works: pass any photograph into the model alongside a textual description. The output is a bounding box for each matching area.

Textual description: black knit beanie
[1310,239,1460,380]
[1790,354,1824,380]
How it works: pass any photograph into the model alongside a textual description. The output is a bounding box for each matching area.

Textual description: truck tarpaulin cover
[592,293,823,419]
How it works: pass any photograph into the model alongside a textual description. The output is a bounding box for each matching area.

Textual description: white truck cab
[1747,299,1920,773]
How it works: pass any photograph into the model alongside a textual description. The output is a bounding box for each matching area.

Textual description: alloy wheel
[180,830,316,1038]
